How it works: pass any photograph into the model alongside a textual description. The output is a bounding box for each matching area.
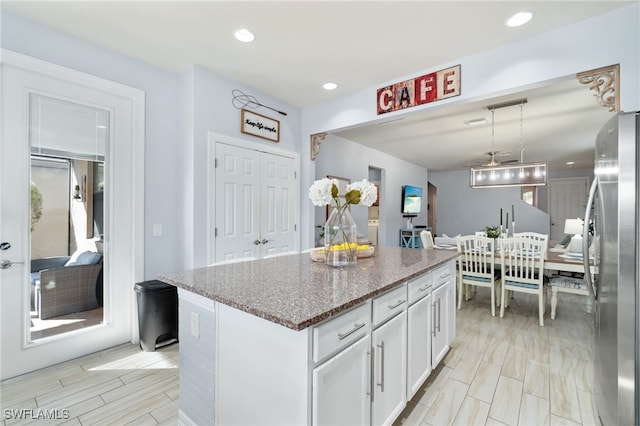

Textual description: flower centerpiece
[484,225,501,239]
[309,177,378,267]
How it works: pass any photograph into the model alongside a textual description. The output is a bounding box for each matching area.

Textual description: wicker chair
[31,251,103,320]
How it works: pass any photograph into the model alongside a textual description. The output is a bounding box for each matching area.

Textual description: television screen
[402,185,423,215]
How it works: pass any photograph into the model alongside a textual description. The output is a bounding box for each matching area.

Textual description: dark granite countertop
[158,246,459,331]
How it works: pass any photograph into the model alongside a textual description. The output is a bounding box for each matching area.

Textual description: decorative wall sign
[241,109,280,142]
[377,65,461,115]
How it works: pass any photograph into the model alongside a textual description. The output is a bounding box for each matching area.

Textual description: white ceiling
[3,1,627,172]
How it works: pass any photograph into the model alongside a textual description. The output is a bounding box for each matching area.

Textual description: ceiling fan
[462,151,517,168]
[463,98,528,169]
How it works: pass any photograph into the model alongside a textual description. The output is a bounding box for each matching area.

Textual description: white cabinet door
[312,335,371,426]
[407,294,432,399]
[445,266,456,345]
[372,313,407,426]
[432,284,448,367]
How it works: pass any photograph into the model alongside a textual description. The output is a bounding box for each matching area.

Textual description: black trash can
[134,280,178,352]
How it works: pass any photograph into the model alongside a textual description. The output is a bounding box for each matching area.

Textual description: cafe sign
[376,65,461,115]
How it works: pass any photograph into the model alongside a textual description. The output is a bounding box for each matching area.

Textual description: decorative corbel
[577,64,620,112]
[310,132,326,160]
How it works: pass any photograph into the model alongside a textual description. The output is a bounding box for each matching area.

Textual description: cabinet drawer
[313,302,371,363]
[372,284,407,327]
[407,272,432,305]
[433,262,454,289]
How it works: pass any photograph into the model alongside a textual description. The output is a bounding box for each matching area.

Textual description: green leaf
[331,183,339,198]
[345,190,361,205]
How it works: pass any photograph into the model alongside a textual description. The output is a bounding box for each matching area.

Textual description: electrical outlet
[190,312,199,338]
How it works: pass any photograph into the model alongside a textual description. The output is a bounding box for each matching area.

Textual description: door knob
[261,239,270,245]
[253,240,261,245]
[0,259,24,269]
[0,242,10,251]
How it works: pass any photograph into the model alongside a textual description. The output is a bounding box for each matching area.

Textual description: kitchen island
[159,246,458,425]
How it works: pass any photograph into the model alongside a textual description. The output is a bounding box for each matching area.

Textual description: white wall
[314,134,429,247]
[428,169,550,237]
[429,167,594,238]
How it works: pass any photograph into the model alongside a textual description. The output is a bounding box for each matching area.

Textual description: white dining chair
[512,232,548,244]
[419,230,434,249]
[457,235,501,316]
[499,236,548,326]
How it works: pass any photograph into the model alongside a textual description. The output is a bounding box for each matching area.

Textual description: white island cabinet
[407,272,433,399]
[159,247,458,425]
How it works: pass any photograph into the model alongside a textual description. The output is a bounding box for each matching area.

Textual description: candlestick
[500,208,503,225]
[512,204,515,222]
[506,212,509,234]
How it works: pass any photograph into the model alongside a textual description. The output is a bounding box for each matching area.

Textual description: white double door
[214,140,298,262]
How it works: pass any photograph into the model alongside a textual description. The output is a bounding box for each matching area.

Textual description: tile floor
[1,286,596,426]
[0,343,179,426]
[395,287,597,426]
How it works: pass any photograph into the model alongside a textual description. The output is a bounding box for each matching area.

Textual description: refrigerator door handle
[583,176,598,308]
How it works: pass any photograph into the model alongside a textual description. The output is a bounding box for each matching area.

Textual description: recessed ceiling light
[566,161,575,166]
[234,28,255,43]
[465,118,487,126]
[506,11,533,27]
[323,82,337,90]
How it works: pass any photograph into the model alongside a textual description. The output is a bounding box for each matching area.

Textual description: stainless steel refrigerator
[583,111,638,426]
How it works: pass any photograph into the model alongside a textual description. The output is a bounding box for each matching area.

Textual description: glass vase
[324,207,357,268]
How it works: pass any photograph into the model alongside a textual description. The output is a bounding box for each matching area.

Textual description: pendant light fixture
[470,98,547,188]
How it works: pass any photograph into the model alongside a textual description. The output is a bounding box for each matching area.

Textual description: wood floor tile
[488,375,523,425]
[449,348,483,384]
[502,347,528,381]
[467,361,501,404]
[423,378,469,426]
[452,396,490,426]
[550,372,582,423]
[519,393,550,426]
[524,360,550,399]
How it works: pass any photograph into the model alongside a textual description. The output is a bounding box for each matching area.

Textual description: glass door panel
[28,94,108,341]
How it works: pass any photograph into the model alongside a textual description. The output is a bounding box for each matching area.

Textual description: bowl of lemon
[309,244,375,262]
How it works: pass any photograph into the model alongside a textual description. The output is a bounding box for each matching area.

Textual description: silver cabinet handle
[440,272,451,278]
[432,302,436,337]
[0,242,11,250]
[369,349,375,402]
[376,341,385,392]
[261,239,271,245]
[418,285,430,292]
[338,323,365,340]
[388,299,406,310]
[437,299,442,332]
[253,239,261,245]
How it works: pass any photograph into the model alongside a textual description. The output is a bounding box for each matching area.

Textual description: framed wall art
[241,109,280,142]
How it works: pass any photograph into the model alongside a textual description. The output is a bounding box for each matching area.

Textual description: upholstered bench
[549,274,591,320]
